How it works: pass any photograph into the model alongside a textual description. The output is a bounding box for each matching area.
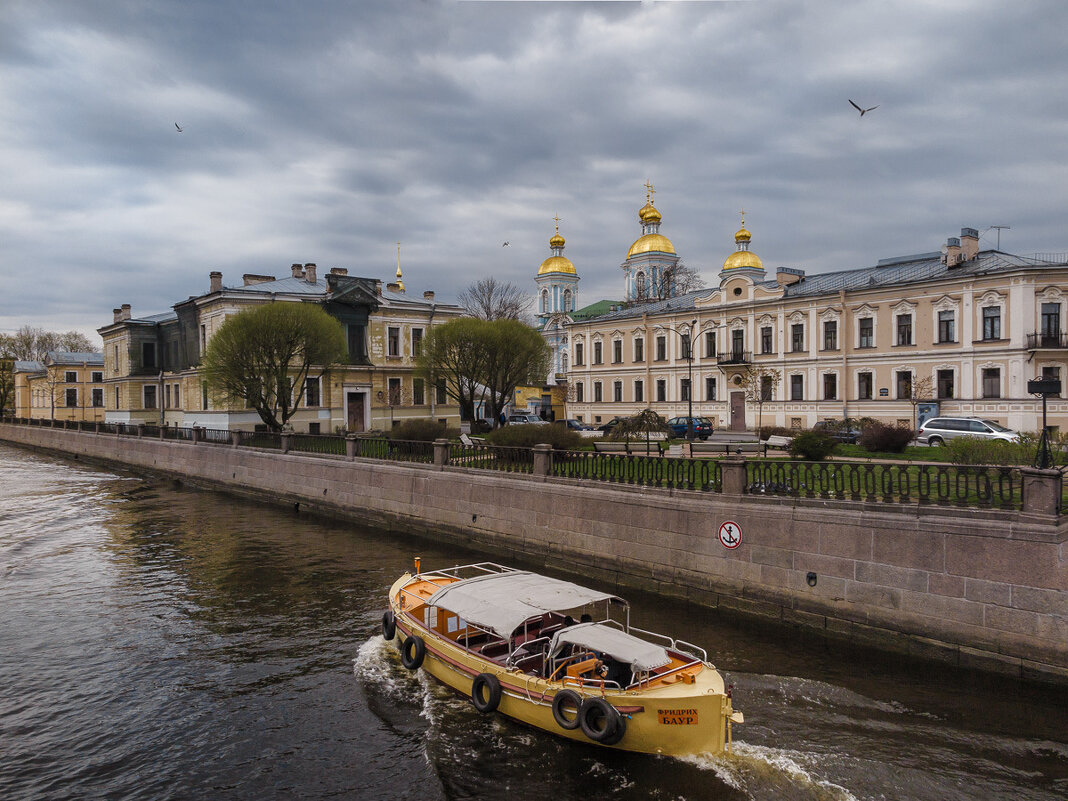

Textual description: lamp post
[655,318,698,441]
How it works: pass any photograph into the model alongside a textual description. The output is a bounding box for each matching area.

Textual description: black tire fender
[551,689,583,730]
[400,635,425,670]
[470,673,502,713]
[578,697,620,744]
[382,610,396,641]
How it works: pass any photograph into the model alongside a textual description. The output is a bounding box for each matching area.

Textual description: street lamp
[655,318,698,441]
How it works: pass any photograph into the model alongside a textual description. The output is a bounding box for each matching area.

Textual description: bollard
[719,456,747,495]
[533,443,552,477]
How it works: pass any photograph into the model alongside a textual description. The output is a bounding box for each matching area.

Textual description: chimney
[291,263,304,279]
[944,237,962,267]
[386,282,400,292]
[304,263,317,283]
[374,280,383,296]
[423,290,435,301]
[113,308,122,323]
[960,227,979,261]
[121,303,131,320]
[210,271,223,292]
[243,273,275,286]
[330,267,348,276]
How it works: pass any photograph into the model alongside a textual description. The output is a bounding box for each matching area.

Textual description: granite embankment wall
[3,422,1067,683]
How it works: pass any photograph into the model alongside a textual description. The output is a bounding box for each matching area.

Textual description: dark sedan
[666,416,715,440]
[813,420,862,444]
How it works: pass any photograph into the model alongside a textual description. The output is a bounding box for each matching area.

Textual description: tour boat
[383,560,743,756]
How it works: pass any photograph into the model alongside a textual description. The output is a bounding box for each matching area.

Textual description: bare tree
[905,374,935,432]
[630,262,706,304]
[458,278,533,322]
[739,364,781,434]
[5,326,96,361]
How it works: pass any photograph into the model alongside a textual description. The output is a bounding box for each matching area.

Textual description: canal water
[0,443,1065,801]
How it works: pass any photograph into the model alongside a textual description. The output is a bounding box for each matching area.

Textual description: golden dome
[723,250,763,270]
[549,232,565,248]
[627,233,676,259]
[538,255,577,276]
[638,202,662,223]
[734,226,751,243]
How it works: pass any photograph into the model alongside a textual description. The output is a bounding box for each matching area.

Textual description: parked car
[596,416,627,433]
[917,417,1020,446]
[554,418,592,431]
[665,416,715,440]
[507,413,549,425]
[813,420,863,444]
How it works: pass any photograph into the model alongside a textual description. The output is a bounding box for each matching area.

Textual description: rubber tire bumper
[382,610,396,641]
[400,635,425,670]
[551,689,583,730]
[471,673,502,713]
[578,697,622,744]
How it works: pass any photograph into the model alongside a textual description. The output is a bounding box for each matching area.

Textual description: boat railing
[505,635,552,666]
[627,624,709,663]
[561,676,623,692]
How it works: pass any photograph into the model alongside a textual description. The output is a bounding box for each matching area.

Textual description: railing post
[94,421,101,434]
[231,430,241,448]
[720,456,747,495]
[533,443,552,477]
[1019,467,1062,517]
[136,424,145,438]
[192,426,201,445]
[345,434,358,461]
[280,432,291,453]
[433,438,450,468]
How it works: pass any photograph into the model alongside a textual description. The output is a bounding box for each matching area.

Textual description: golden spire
[395,241,405,291]
[549,214,565,248]
[644,179,656,204]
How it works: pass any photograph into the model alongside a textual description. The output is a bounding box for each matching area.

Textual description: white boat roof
[550,622,671,672]
[426,571,619,639]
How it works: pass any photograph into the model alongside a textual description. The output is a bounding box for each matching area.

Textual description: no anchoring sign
[718,521,741,549]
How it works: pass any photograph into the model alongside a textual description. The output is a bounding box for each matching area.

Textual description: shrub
[789,431,837,461]
[486,424,583,450]
[388,418,447,442]
[944,435,1036,466]
[858,422,914,453]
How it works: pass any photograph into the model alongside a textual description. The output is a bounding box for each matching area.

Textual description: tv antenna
[990,225,1010,250]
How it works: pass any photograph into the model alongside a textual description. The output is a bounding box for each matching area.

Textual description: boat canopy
[426,571,620,639]
[550,622,671,672]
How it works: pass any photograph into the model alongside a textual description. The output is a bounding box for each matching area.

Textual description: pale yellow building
[565,203,1068,434]
[13,352,107,423]
[97,264,464,432]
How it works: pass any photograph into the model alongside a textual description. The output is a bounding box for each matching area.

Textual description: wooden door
[730,391,745,431]
[347,392,365,432]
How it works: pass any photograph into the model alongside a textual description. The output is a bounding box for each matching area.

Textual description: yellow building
[97,264,464,432]
[13,352,106,422]
[566,203,1068,434]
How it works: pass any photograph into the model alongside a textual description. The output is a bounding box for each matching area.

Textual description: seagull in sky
[848,99,878,117]
[175,122,183,132]
[502,241,510,247]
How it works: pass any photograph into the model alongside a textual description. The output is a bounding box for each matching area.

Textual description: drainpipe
[158,370,164,426]
[428,302,437,417]
[839,289,849,421]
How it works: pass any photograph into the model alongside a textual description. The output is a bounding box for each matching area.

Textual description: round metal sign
[718,520,742,549]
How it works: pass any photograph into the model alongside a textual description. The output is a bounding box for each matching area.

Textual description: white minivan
[917,417,1020,446]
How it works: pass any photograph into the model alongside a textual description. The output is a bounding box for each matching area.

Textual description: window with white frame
[634,337,644,362]
[387,327,400,357]
[790,374,803,400]
[858,317,874,348]
[593,381,603,402]
[706,376,717,401]
[613,381,623,402]
[634,380,644,402]
[938,311,955,343]
[857,371,873,400]
[982,367,1000,398]
[304,376,321,407]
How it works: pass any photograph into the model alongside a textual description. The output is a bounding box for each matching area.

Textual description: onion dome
[627,233,677,259]
[538,255,577,275]
[722,214,762,270]
[549,231,565,248]
[639,202,662,224]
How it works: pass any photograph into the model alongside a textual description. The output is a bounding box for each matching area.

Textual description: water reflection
[0,444,1066,801]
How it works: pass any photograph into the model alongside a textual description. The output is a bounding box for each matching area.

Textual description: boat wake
[683,743,860,801]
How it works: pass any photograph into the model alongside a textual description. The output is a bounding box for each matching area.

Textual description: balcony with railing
[1026,331,1068,349]
[716,350,752,366]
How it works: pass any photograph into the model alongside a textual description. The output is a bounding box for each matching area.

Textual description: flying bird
[502,241,510,247]
[848,99,878,117]
[175,122,183,132]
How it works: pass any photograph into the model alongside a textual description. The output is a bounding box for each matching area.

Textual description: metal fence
[233,430,282,450]
[290,433,345,455]
[356,437,435,464]
[745,459,1023,510]
[448,442,534,474]
[552,451,721,492]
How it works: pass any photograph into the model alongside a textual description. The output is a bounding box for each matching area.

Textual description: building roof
[14,360,44,373]
[48,351,104,365]
[571,299,624,321]
[571,248,1068,325]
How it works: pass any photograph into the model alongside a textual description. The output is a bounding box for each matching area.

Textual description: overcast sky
[4,0,1068,344]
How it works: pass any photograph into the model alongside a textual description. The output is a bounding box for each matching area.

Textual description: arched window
[563,289,572,312]
[561,352,569,372]
[541,289,549,313]
[636,272,646,298]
